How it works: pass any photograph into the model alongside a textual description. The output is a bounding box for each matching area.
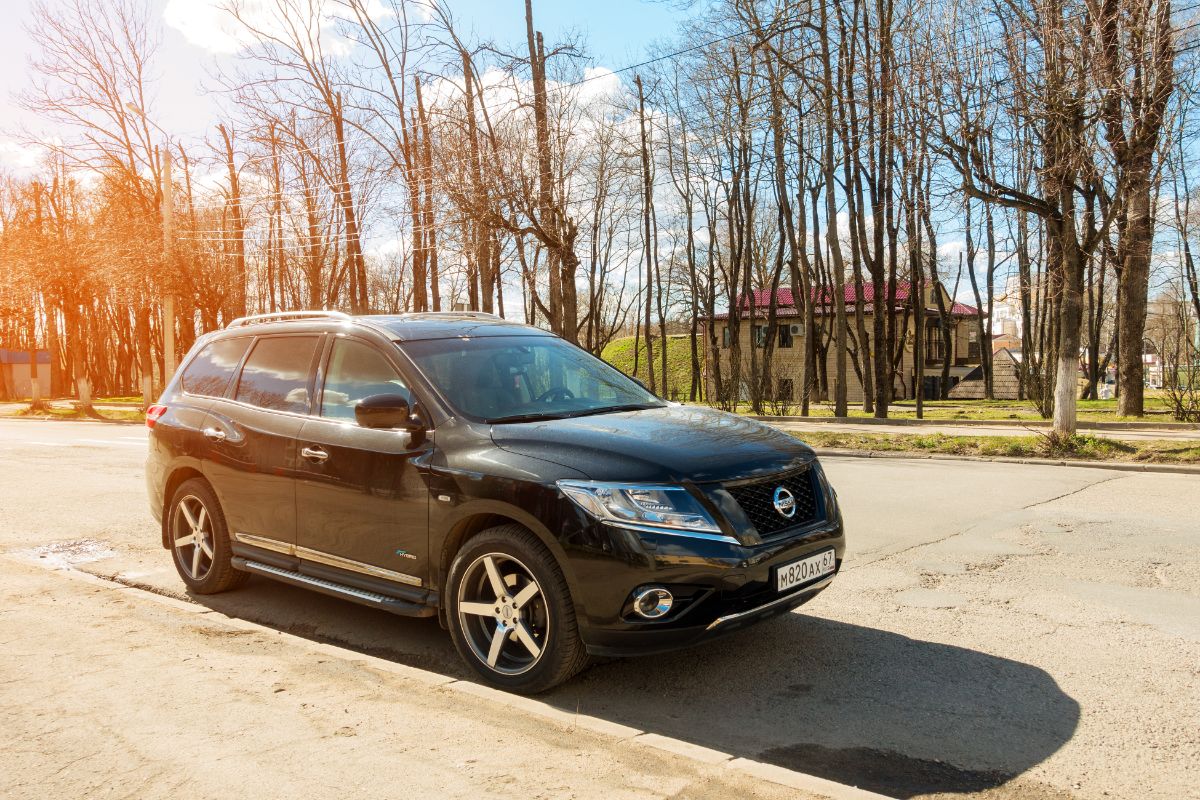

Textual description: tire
[167,478,246,595]
[446,524,590,694]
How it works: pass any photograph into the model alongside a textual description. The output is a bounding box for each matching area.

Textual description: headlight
[557,480,725,536]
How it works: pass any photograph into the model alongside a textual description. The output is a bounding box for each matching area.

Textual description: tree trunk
[819,2,848,417]
[635,75,657,395]
[1116,174,1153,416]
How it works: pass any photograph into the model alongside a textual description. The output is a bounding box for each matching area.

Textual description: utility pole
[219,123,248,318]
[29,184,46,410]
[124,102,178,388]
[161,146,176,385]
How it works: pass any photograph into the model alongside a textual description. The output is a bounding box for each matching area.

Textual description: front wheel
[446,525,589,693]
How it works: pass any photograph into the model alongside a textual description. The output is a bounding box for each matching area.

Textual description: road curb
[728,758,895,800]
[810,448,1200,475]
[15,555,898,800]
[752,413,1200,431]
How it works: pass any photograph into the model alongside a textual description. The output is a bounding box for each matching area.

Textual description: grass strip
[789,430,1200,465]
[5,406,144,423]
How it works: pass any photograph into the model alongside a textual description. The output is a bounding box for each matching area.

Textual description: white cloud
[163,0,382,57]
[575,67,622,103]
[163,0,256,55]
[0,140,41,174]
[937,239,966,262]
[367,235,407,260]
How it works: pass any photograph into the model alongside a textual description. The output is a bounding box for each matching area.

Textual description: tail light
[146,404,168,429]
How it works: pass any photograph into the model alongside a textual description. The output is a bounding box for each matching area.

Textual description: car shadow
[544,614,1081,798]
[188,577,1079,799]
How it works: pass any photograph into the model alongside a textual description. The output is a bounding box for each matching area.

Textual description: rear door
[161,335,253,455]
[202,334,323,552]
[149,336,252,514]
[294,335,432,591]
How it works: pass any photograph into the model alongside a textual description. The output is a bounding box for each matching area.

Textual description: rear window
[234,336,321,413]
[180,338,251,398]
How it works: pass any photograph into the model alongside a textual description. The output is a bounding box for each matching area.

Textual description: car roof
[364,313,554,342]
[214,311,555,343]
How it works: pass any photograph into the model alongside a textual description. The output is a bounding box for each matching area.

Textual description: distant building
[0,349,51,401]
[703,280,1006,402]
[949,348,1023,400]
[992,332,1022,354]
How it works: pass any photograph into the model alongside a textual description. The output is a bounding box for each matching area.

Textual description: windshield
[401,335,664,423]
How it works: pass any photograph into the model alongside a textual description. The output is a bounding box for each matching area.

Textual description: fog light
[632,586,673,619]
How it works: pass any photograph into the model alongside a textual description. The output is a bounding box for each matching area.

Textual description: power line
[185,4,1200,200]
[166,9,1200,222]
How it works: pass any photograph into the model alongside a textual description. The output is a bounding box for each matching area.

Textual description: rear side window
[234,336,320,413]
[180,338,251,398]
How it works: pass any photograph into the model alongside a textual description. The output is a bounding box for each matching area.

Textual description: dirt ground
[0,558,817,800]
[2,418,1198,800]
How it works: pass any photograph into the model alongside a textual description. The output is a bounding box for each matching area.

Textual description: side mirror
[354,394,421,431]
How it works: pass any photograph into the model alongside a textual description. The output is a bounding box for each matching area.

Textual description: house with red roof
[703,280,1005,403]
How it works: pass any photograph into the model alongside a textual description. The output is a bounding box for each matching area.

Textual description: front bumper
[581,571,836,657]
[563,511,845,658]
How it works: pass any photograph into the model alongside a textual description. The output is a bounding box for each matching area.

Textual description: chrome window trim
[234,533,422,587]
[204,396,319,422]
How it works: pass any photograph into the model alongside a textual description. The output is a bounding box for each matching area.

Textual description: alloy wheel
[456,553,549,676]
[172,494,215,582]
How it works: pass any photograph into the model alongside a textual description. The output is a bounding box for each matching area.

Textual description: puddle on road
[18,538,117,569]
[759,742,1015,798]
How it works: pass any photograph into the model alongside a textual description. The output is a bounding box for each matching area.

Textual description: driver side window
[320,338,410,422]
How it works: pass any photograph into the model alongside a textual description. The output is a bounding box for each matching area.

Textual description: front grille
[726,468,820,536]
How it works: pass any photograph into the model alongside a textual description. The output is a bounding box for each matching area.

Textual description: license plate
[776,549,836,592]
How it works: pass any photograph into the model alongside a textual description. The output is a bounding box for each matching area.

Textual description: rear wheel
[446,525,589,693]
[168,478,245,595]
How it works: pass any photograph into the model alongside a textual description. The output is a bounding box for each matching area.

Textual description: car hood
[488,405,815,484]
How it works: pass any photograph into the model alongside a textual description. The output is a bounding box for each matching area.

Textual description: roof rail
[421,311,501,320]
[226,310,351,329]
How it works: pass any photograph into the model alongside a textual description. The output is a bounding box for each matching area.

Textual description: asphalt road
[1,418,1197,800]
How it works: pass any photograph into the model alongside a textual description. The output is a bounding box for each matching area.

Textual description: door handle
[202,427,226,442]
[301,445,329,463]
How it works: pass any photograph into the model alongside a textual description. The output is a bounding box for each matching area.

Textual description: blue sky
[0,0,686,157]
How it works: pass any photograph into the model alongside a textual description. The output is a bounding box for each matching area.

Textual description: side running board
[234,558,436,618]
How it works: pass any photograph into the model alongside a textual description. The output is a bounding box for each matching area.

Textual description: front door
[295,335,431,592]
[202,333,323,551]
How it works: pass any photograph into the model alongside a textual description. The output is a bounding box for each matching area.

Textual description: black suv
[146,311,845,693]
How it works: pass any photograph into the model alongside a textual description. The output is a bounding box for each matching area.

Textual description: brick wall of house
[707,314,973,404]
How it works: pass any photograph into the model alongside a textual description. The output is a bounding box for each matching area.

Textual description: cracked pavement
[1,418,1197,799]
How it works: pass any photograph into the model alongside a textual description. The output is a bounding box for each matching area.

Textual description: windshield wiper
[486,412,570,424]
[560,403,660,419]
[487,403,658,425]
